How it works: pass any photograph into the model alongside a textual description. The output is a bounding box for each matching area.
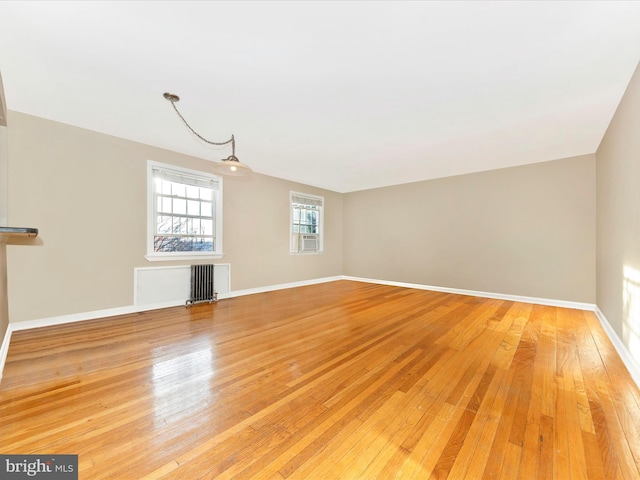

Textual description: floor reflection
[152,344,215,428]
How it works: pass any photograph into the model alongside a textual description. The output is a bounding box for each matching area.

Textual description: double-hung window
[290,192,323,254]
[147,161,222,260]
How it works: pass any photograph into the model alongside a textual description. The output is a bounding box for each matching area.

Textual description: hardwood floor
[1,280,639,479]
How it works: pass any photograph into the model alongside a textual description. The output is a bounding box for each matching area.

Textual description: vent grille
[301,234,319,252]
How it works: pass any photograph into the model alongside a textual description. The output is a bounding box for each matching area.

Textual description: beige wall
[343,155,596,303]
[5,108,602,325]
[596,62,640,359]
[0,244,7,341]
[6,111,342,323]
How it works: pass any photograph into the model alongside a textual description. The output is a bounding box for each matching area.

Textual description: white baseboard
[9,302,185,332]
[218,275,343,300]
[7,275,343,333]
[345,276,640,390]
[594,307,640,388]
[3,276,639,392]
[0,275,344,382]
[342,276,597,311]
[0,327,11,383]
[0,300,185,383]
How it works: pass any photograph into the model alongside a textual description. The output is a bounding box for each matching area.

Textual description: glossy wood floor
[1,281,640,479]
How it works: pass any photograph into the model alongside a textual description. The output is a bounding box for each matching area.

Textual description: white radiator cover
[134,264,230,306]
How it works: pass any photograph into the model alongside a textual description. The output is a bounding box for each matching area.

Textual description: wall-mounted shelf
[0,227,38,240]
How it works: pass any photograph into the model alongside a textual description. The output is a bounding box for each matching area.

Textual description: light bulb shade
[212,155,253,176]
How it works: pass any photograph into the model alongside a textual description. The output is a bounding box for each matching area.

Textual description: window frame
[146,160,223,261]
[290,191,324,255]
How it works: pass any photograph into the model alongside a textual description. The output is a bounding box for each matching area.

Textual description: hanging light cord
[164,93,235,156]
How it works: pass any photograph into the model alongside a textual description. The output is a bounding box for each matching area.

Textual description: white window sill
[289,251,324,256]
[145,253,224,262]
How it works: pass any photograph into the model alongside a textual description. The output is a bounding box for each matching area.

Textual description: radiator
[187,264,217,306]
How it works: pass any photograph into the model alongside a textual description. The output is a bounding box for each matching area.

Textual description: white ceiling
[1,1,639,193]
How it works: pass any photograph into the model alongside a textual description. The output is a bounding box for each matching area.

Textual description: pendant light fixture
[163,92,252,176]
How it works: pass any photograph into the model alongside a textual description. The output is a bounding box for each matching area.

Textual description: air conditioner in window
[301,234,319,252]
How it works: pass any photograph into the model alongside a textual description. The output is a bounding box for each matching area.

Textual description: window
[290,192,323,254]
[147,161,222,260]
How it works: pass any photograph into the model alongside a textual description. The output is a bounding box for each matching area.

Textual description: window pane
[173,198,186,215]
[159,197,171,214]
[154,235,172,252]
[200,188,212,201]
[187,200,200,216]
[172,182,185,197]
[191,218,202,234]
[202,219,213,235]
[161,179,172,195]
[154,235,214,253]
[173,216,186,234]
[191,237,213,252]
[186,185,200,199]
[201,201,212,217]
[157,215,172,234]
